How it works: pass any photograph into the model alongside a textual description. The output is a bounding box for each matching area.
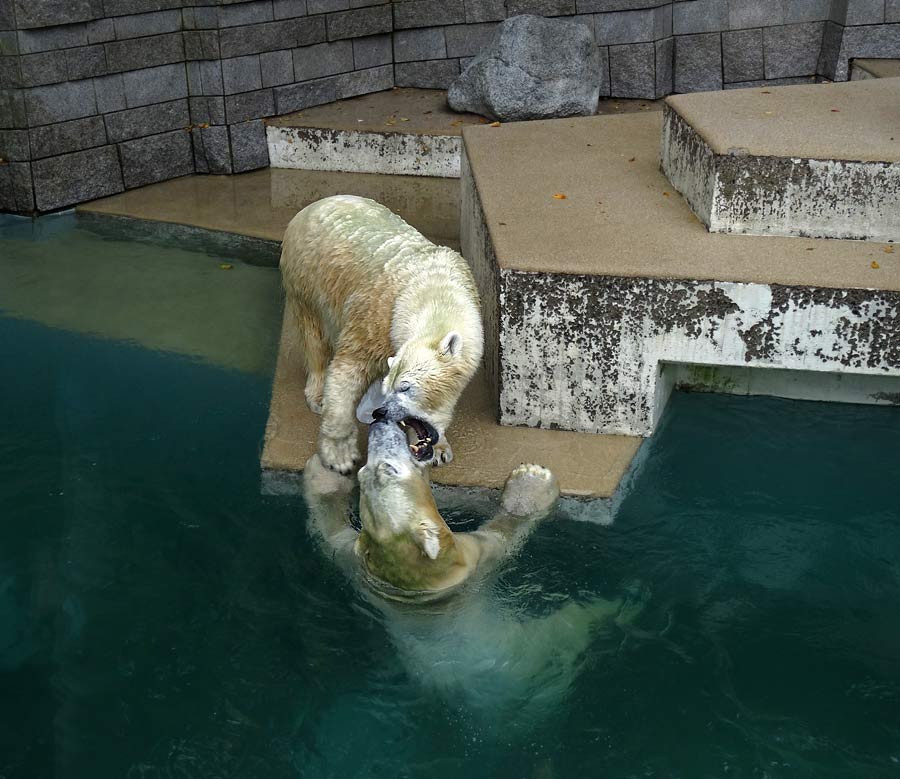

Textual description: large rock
[448,15,601,122]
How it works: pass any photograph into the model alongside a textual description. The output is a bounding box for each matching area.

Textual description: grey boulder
[448,15,601,122]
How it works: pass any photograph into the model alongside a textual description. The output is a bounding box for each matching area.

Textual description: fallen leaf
[764,111,774,115]
[553,193,567,199]
[498,221,507,226]
[399,117,409,122]
[628,156,635,162]
[831,108,840,112]
[219,263,233,270]
[805,247,814,251]
[871,260,880,269]
[761,90,771,94]
[450,120,464,126]
[423,110,433,114]
[488,121,501,127]
[663,191,670,197]
[883,246,894,253]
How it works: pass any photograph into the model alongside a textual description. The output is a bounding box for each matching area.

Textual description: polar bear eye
[397,380,412,393]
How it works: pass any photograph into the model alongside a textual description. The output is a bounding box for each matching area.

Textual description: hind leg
[293,302,331,415]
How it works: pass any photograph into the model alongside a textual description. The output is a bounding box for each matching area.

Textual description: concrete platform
[851,59,900,80]
[261,311,641,499]
[461,111,900,437]
[661,79,900,242]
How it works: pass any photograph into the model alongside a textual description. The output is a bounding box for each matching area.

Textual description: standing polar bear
[280,195,483,474]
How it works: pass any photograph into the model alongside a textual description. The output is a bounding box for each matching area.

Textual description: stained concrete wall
[3,0,899,215]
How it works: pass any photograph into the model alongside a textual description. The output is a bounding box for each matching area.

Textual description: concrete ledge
[461,111,900,437]
[660,79,900,242]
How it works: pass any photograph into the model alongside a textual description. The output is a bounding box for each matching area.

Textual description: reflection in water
[2,214,900,778]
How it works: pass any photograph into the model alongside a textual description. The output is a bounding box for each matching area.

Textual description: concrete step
[265,88,487,178]
[461,110,900,439]
[850,59,900,80]
[660,78,900,243]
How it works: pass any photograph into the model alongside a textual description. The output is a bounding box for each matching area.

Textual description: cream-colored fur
[280,195,483,474]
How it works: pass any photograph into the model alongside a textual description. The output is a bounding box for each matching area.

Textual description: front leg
[319,353,375,474]
[430,438,453,467]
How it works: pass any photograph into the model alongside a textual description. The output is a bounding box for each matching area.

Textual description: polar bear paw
[304,374,325,415]
[430,439,453,467]
[303,453,354,497]
[319,434,359,476]
[501,463,560,518]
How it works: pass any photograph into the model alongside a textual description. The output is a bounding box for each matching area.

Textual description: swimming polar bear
[280,195,483,475]
[302,412,649,726]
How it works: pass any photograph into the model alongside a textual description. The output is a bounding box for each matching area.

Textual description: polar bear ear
[387,355,396,369]
[438,331,462,358]
[414,518,442,560]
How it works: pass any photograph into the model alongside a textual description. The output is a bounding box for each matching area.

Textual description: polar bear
[303,413,651,725]
[280,195,484,474]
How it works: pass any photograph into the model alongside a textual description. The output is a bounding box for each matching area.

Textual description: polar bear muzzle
[372,407,439,463]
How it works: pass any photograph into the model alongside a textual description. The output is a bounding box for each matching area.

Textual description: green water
[2,215,900,778]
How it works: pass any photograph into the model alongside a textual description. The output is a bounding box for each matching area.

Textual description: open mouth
[397,417,439,462]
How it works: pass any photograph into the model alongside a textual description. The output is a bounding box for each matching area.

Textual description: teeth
[398,420,407,429]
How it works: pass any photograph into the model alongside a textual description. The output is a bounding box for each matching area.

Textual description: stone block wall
[0,0,393,214]
[2,0,898,214]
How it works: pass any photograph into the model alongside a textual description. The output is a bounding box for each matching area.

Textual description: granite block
[595,7,670,45]
[103,0,182,15]
[393,27,447,62]
[728,0,783,29]
[394,58,459,88]
[674,31,722,91]
[816,19,842,77]
[888,0,900,22]
[608,40,654,97]
[783,0,829,23]
[0,127,29,159]
[393,0,465,29]
[199,59,224,94]
[188,94,226,123]
[32,145,122,211]
[444,22,497,57]
[219,16,325,56]
[352,33,391,67]
[273,72,340,111]
[0,161,34,213]
[673,0,727,34]
[229,117,268,171]
[722,27,763,82]
[655,35,672,96]
[20,52,67,87]
[104,98,189,142]
[293,39,353,78]
[219,0,275,27]
[67,45,107,80]
[578,0,670,9]
[24,79,97,125]
[29,114,106,157]
[274,0,308,18]
[119,129,192,188]
[13,0,101,30]
[122,63,188,108]
[93,72,126,112]
[260,49,294,86]
[105,32,184,73]
[224,86,274,121]
[336,62,391,95]
[0,55,21,89]
[506,0,576,15]
[326,5,392,39]
[308,0,349,11]
[113,9,182,39]
[763,21,823,79]
[0,87,27,128]
[222,54,263,93]
[17,24,89,55]
[191,124,232,173]
[834,23,900,80]
[86,18,116,43]
[464,0,505,22]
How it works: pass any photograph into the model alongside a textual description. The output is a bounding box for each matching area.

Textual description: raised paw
[319,434,359,476]
[303,453,354,496]
[501,463,560,517]
[304,375,325,415]
[430,439,454,467]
